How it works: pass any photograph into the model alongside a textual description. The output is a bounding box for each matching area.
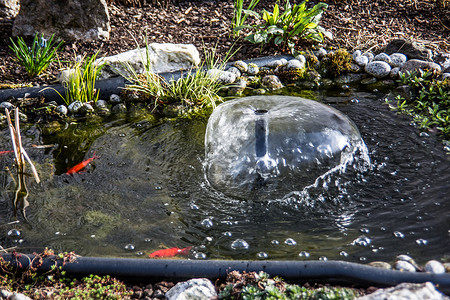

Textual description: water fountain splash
[204,96,371,201]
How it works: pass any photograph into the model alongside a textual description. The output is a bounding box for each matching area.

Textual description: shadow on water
[0,86,448,264]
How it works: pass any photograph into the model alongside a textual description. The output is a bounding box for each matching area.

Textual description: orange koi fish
[149,246,192,258]
[0,150,13,155]
[66,152,99,175]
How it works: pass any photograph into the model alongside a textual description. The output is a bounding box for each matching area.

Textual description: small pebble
[109,93,121,104]
[233,60,248,73]
[395,260,416,272]
[247,63,259,75]
[424,260,445,274]
[368,261,392,269]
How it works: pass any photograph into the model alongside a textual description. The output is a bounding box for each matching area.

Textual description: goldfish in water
[66,152,99,175]
[0,150,13,155]
[149,246,192,258]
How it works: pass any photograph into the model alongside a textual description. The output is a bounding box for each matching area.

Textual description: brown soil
[0,0,449,88]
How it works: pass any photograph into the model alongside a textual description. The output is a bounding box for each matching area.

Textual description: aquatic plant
[62,52,104,105]
[239,0,328,50]
[9,32,63,78]
[389,70,450,141]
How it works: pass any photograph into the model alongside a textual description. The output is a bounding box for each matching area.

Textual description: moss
[321,49,353,78]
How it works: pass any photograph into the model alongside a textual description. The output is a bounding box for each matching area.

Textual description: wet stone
[424,260,445,274]
[112,103,127,113]
[357,282,446,300]
[286,59,305,70]
[95,99,107,109]
[389,53,407,67]
[368,261,392,269]
[226,66,241,78]
[390,67,400,79]
[206,69,236,84]
[68,101,83,114]
[228,78,247,96]
[79,103,94,114]
[165,278,217,300]
[265,59,284,68]
[365,61,391,78]
[261,75,283,90]
[360,77,377,85]
[313,48,327,59]
[295,54,307,64]
[247,63,259,75]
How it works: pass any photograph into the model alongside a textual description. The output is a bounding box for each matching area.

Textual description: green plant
[9,32,63,78]
[320,48,353,78]
[240,0,328,50]
[63,52,104,105]
[232,0,261,37]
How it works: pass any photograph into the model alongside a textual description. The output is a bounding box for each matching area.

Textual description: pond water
[0,84,449,264]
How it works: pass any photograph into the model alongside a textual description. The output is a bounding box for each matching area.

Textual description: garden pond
[0,83,449,265]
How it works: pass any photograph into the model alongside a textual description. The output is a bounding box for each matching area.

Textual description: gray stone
[1,289,12,298]
[13,0,110,41]
[166,278,217,300]
[109,94,121,104]
[356,282,447,300]
[365,61,391,78]
[368,261,392,269]
[112,103,127,113]
[394,260,416,272]
[390,67,400,79]
[0,0,19,18]
[233,60,248,73]
[352,50,362,60]
[97,44,201,79]
[95,99,107,109]
[385,39,433,61]
[79,103,94,114]
[265,59,284,68]
[335,73,367,84]
[247,63,259,75]
[363,52,374,61]
[443,73,450,80]
[261,75,283,90]
[355,55,369,67]
[228,78,247,96]
[313,48,327,59]
[424,260,445,274]
[295,54,307,64]
[361,77,377,85]
[373,52,391,64]
[400,59,442,74]
[206,69,236,84]
[0,101,14,111]
[434,52,450,69]
[350,63,362,73]
[55,105,68,116]
[68,101,83,114]
[8,293,33,300]
[286,59,305,70]
[390,53,408,67]
[226,66,241,78]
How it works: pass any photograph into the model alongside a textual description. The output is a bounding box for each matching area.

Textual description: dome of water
[205,95,370,200]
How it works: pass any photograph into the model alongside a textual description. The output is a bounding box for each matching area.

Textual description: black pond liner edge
[2,254,450,295]
[0,55,294,103]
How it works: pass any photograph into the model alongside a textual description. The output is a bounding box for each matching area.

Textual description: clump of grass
[387,70,450,141]
[9,32,63,78]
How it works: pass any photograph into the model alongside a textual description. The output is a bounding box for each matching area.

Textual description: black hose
[2,254,449,294]
[0,55,294,103]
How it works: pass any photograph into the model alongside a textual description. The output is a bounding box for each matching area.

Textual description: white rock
[390,67,400,79]
[395,260,416,272]
[365,61,391,78]
[295,54,307,64]
[95,99,107,109]
[356,282,446,300]
[247,63,259,75]
[374,52,392,64]
[1,289,12,298]
[55,105,68,115]
[112,103,127,113]
[96,43,201,79]
[424,260,446,274]
[313,48,327,59]
[226,66,241,78]
[363,52,374,61]
[8,293,33,300]
[233,60,248,73]
[109,93,121,104]
[265,59,284,68]
[352,50,362,60]
[0,101,14,110]
[286,59,305,70]
[0,0,20,18]
[68,101,83,114]
[166,278,217,300]
[355,55,369,67]
[261,75,283,90]
[206,69,236,84]
[390,53,408,67]
[401,59,442,74]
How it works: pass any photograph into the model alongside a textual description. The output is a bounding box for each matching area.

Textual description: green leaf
[242,9,260,19]
[274,36,284,45]
[273,4,279,23]
[267,25,284,35]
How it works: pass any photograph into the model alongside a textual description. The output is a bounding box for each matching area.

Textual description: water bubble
[144,238,152,242]
[205,237,213,242]
[194,252,207,260]
[190,203,199,210]
[416,239,428,245]
[136,251,144,256]
[271,240,280,245]
[257,252,268,259]
[201,218,213,228]
[352,236,371,246]
[319,256,328,261]
[90,235,96,238]
[223,231,232,237]
[55,232,60,235]
[124,244,135,251]
[393,231,405,238]
[339,251,348,257]
[231,239,249,250]
[360,257,367,261]
[298,251,310,257]
[284,238,297,246]
[118,133,126,137]
[360,228,369,234]
[154,186,162,190]
[7,229,20,237]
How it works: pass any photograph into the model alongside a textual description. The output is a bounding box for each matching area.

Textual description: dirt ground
[0,0,449,87]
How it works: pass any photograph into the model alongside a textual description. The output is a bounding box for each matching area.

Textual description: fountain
[204,95,371,200]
